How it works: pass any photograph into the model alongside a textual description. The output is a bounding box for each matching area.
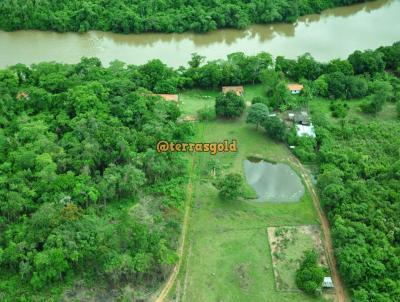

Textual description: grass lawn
[172,87,327,302]
[309,97,398,124]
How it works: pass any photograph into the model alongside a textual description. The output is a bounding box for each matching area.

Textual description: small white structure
[322,277,334,288]
[268,113,277,117]
[296,123,316,138]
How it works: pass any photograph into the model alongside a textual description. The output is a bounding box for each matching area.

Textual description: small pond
[244,158,305,203]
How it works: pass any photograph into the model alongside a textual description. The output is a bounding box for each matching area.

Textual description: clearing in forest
[267,225,328,292]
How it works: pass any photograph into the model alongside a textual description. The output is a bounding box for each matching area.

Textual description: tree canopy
[215,92,245,119]
[0,58,192,300]
[0,0,371,34]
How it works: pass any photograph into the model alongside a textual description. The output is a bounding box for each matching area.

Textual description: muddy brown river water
[0,0,399,68]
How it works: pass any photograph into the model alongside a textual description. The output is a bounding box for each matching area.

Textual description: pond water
[244,158,305,203]
[0,0,399,68]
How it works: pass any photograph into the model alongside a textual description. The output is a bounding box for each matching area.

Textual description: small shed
[222,86,244,96]
[287,83,304,94]
[322,277,334,288]
[157,94,179,103]
[296,123,316,138]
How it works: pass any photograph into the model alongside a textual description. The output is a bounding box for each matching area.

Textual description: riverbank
[0,0,374,34]
[0,0,398,68]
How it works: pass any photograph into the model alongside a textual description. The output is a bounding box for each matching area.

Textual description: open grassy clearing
[268,225,328,292]
[172,86,329,302]
[172,84,398,301]
[309,97,398,124]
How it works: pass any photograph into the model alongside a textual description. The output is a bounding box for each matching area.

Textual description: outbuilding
[222,86,244,96]
[287,83,304,94]
[156,94,180,103]
[322,277,334,288]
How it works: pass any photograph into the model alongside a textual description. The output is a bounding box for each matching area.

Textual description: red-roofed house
[287,84,304,94]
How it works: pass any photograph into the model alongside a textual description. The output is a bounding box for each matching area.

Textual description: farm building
[293,111,316,138]
[296,124,316,138]
[287,83,304,94]
[322,277,334,288]
[16,92,30,100]
[222,86,244,96]
[156,94,179,103]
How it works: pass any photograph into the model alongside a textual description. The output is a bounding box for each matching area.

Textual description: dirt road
[154,156,195,302]
[291,156,347,302]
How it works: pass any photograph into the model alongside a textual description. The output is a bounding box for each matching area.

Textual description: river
[0,0,399,68]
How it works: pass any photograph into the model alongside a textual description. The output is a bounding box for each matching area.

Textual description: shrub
[216,173,243,201]
[397,101,400,118]
[262,116,287,142]
[215,92,245,119]
[330,101,349,118]
[251,96,268,105]
[295,250,324,296]
[197,106,216,121]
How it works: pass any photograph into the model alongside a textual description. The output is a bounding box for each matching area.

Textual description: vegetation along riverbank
[0,0,373,34]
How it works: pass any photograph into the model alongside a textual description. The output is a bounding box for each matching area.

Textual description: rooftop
[156,94,179,102]
[296,123,316,138]
[322,277,334,288]
[222,86,244,96]
[287,83,304,91]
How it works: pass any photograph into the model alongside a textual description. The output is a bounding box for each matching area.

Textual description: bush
[361,94,385,115]
[295,250,324,296]
[293,137,317,162]
[330,101,349,118]
[246,103,269,129]
[216,173,243,201]
[251,96,268,105]
[397,101,400,118]
[215,92,245,119]
[262,116,287,142]
[197,106,216,121]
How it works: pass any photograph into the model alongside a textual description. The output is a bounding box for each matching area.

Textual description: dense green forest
[314,115,400,302]
[0,41,399,300]
[0,59,193,301]
[0,0,370,33]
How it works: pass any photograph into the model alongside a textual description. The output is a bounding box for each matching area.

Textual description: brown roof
[16,92,29,100]
[182,115,197,122]
[222,86,244,96]
[287,84,304,91]
[156,94,179,102]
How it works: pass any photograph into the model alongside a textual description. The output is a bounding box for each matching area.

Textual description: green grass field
[309,97,398,124]
[173,85,397,301]
[172,86,327,302]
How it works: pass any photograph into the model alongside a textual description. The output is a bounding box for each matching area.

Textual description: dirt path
[290,156,347,302]
[153,155,195,302]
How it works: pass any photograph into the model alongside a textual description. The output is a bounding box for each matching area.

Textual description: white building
[322,277,334,288]
[296,123,316,138]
